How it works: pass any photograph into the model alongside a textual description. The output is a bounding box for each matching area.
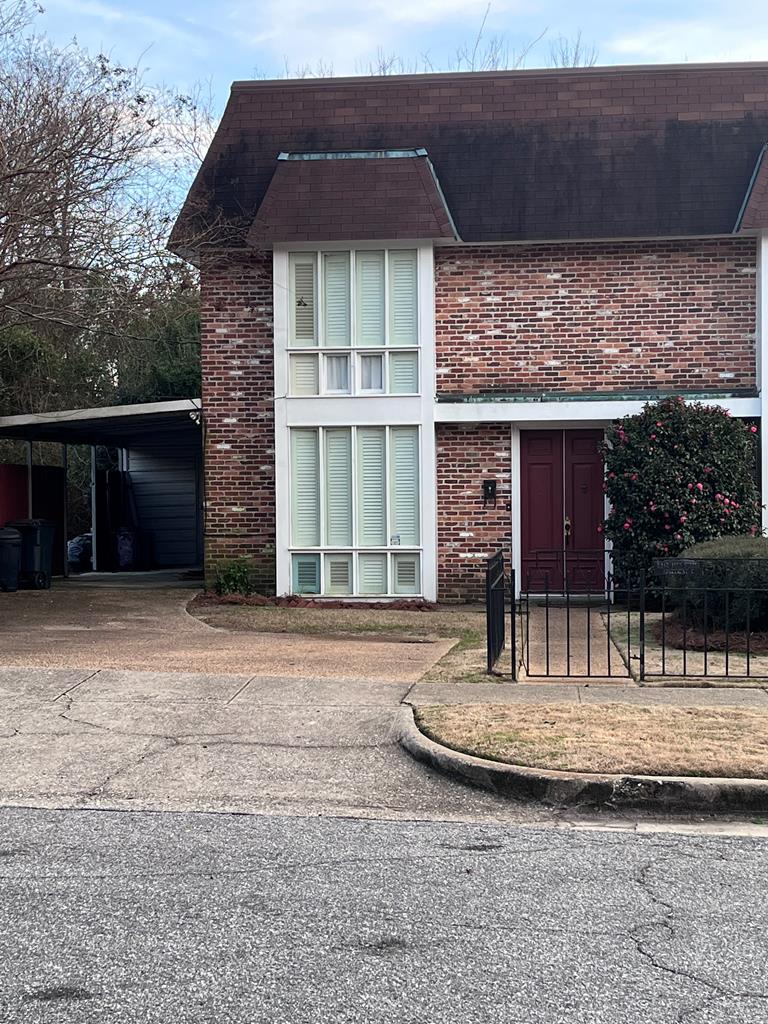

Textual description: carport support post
[62,443,69,577]
[90,445,98,572]
[26,440,33,517]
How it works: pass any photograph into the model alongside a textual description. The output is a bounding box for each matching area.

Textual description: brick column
[200,251,276,591]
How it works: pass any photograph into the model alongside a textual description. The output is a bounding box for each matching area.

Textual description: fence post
[485,556,493,674]
[639,570,646,683]
[510,568,517,681]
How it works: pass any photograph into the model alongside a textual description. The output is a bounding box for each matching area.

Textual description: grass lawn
[189,599,491,683]
[415,701,768,778]
[608,612,768,686]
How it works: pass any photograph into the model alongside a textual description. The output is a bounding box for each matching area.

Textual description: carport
[0,399,203,576]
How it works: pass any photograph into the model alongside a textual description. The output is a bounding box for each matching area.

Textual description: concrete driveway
[0,664,545,823]
[0,584,454,682]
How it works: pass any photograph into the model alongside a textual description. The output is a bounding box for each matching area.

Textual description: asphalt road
[2,807,768,1024]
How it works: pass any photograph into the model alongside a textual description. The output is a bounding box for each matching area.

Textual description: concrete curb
[395,705,768,814]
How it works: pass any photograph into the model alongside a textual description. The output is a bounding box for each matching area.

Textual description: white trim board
[435,397,761,425]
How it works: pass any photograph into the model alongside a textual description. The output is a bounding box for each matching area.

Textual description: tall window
[288,249,420,397]
[290,425,421,596]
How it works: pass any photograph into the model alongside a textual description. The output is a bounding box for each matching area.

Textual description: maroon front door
[521,430,604,592]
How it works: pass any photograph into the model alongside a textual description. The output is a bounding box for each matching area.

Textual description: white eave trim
[435,396,761,425]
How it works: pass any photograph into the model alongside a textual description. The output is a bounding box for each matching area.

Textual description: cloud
[608,17,768,64]
[45,0,211,56]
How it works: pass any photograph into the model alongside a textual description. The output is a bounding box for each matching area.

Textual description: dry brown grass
[415,701,768,778]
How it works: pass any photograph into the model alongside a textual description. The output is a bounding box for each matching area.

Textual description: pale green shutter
[356,427,386,545]
[389,352,418,394]
[290,354,319,395]
[292,554,320,594]
[389,427,420,545]
[290,429,320,546]
[324,428,352,546]
[393,554,420,595]
[355,251,385,346]
[358,553,387,594]
[323,252,351,346]
[290,254,317,346]
[325,554,352,595]
[388,250,417,345]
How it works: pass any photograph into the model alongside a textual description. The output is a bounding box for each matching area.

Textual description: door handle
[564,516,572,542]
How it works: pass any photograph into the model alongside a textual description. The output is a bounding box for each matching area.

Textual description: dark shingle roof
[247,151,457,243]
[170,62,768,255]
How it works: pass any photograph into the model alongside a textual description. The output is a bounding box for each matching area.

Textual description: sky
[34,0,768,116]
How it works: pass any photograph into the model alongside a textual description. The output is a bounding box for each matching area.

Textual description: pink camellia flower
[674,533,682,540]
[656,421,663,427]
[623,522,631,531]
[724,410,732,416]
[715,493,723,501]
[696,483,704,491]
[650,434,657,441]
[724,498,730,506]
[663,544,670,553]
[596,525,603,534]
[679,515,687,523]
[631,473,639,481]
[751,425,758,434]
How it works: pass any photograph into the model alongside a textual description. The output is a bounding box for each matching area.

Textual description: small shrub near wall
[602,397,761,577]
[214,557,255,596]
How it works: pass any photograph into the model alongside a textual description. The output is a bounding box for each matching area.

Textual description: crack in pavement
[628,858,768,1021]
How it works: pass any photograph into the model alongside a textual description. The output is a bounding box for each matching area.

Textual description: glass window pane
[356,427,386,546]
[323,252,351,346]
[289,354,319,396]
[324,554,352,595]
[393,554,420,595]
[325,354,350,392]
[360,354,383,391]
[358,553,387,595]
[324,429,352,546]
[389,427,420,545]
[355,251,385,346]
[290,429,320,546]
[389,351,418,394]
[388,250,418,345]
[290,254,317,347]
[292,554,320,594]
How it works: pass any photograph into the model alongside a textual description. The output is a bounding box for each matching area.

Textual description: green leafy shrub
[661,536,768,631]
[214,557,255,596]
[603,397,761,579]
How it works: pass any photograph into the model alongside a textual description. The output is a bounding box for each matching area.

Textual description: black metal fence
[485,551,506,673]
[486,554,768,683]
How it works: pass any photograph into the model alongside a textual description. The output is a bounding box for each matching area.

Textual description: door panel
[520,429,604,592]
[521,431,564,591]
[564,430,605,591]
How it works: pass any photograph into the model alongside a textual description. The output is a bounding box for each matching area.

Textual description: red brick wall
[200,252,275,591]
[436,423,511,601]
[435,238,757,396]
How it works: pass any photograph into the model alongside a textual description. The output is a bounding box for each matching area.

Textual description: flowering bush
[602,398,761,576]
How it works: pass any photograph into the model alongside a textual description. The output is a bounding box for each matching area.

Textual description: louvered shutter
[324,429,352,546]
[393,554,420,595]
[290,354,319,395]
[356,427,386,546]
[290,254,317,346]
[325,554,352,595]
[358,553,387,595]
[355,251,385,346]
[389,427,420,545]
[292,554,320,594]
[388,352,418,394]
[290,429,320,546]
[388,250,417,346]
[323,252,351,346]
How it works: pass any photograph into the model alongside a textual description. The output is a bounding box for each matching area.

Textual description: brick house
[170,62,768,602]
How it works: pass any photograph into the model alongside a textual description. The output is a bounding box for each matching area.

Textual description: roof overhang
[0,399,202,447]
[247,149,459,246]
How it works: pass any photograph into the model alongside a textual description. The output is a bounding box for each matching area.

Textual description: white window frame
[287,424,422,598]
[285,247,421,399]
[274,241,437,602]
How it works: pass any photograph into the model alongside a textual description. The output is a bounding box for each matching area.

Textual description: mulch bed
[653,617,768,654]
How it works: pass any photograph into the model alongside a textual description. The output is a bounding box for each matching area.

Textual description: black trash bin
[7,519,55,589]
[0,527,21,592]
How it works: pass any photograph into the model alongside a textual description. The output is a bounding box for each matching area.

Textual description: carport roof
[0,399,202,447]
